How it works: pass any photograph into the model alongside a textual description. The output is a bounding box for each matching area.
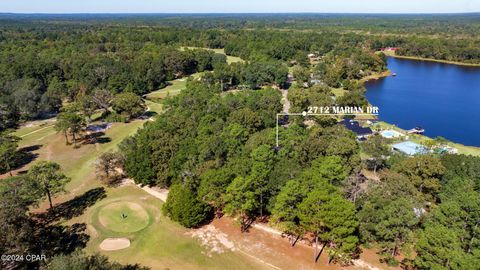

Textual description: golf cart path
[139,184,169,202]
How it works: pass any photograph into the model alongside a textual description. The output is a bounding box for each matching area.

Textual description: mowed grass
[145,100,164,115]
[82,186,267,270]
[226,54,244,65]
[145,78,187,100]
[331,87,347,97]
[11,57,267,268]
[64,120,145,193]
[10,118,146,197]
[181,46,244,65]
[14,120,55,137]
[145,72,203,102]
[10,117,265,269]
[13,119,266,269]
[97,201,151,233]
[14,123,56,147]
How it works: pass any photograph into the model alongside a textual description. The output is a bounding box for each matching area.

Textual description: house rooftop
[340,120,373,137]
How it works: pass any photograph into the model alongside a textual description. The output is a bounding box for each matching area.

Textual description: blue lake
[365,57,480,147]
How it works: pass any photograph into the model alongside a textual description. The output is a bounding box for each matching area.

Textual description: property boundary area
[275,112,379,147]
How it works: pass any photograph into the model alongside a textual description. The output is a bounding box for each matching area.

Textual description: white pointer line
[277,113,379,116]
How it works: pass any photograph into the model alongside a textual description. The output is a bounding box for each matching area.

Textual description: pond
[365,57,480,147]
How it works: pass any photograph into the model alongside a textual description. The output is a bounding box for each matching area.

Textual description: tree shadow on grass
[141,111,158,119]
[34,222,90,256]
[82,132,112,145]
[35,187,107,224]
[10,144,42,172]
[31,188,107,258]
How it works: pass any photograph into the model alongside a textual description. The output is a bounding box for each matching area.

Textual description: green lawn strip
[226,55,244,65]
[16,125,56,147]
[145,100,164,115]
[145,78,187,100]
[14,123,53,137]
[146,72,206,102]
[64,120,145,192]
[331,87,347,97]
[180,46,244,64]
[85,186,265,270]
[13,117,56,136]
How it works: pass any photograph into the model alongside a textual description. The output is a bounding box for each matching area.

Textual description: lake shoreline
[386,53,480,67]
[360,70,392,82]
[363,59,480,156]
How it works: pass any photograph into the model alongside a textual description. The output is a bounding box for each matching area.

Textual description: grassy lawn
[81,186,267,270]
[9,54,267,269]
[145,72,203,102]
[63,120,145,193]
[9,118,146,195]
[14,119,55,137]
[19,125,56,147]
[145,78,188,101]
[14,123,56,147]
[96,201,150,233]
[331,87,347,97]
[145,100,164,115]
[181,46,244,64]
[226,55,244,65]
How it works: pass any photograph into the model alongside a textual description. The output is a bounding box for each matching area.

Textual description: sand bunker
[99,238,131,251]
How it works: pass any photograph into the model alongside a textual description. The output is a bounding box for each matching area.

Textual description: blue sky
[1,0,479,14]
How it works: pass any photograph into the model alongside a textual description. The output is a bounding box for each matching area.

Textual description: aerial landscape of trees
[1,13,480,270]
[117,69,480,267]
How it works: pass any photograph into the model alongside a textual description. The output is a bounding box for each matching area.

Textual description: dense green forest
[120,73,480,267]
[1,13,479,130]
[0,23,381,130]
[1,14,480,269]
[2,13,479,34]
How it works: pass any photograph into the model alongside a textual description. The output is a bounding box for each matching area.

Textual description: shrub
[162,184,212,228]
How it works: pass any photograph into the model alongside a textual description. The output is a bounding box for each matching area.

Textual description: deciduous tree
[55,112,86,146]
[0,133,20,175]
[112,92,146,120]
[26,161,70,211]
[163,183,211,228]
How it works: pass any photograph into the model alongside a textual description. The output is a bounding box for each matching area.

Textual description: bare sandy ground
[139,185,169,202]
[137,184,397,270]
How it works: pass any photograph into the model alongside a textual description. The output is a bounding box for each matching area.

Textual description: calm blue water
[365,57,480,147]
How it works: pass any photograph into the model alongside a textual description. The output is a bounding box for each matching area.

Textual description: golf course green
[98,201,151,233]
